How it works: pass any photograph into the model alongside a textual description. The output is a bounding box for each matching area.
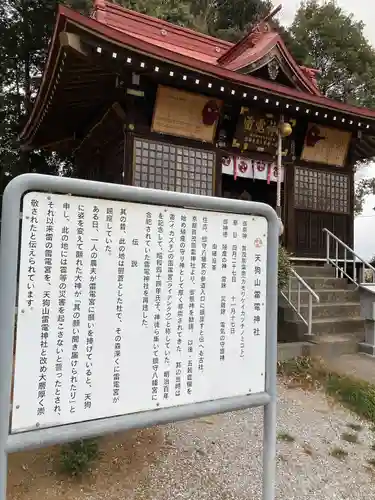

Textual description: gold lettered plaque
[151,85,222,143]
[232,107,296,159]
[301,123,351,167]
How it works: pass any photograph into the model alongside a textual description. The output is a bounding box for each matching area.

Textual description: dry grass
[277,432,295,443]
[341,432,359,444]
[302,444,314,456]
[278,357,375,425]
[330,447,348,459]
[8,427,165,500]
[347,423,363,432]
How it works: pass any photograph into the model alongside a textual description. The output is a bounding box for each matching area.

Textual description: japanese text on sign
[232,107,296,158]
[12,192,268,433]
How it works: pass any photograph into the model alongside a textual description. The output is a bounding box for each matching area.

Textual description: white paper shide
[12,192,268,432]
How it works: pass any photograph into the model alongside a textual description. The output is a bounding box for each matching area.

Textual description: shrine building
[19,0,375,258]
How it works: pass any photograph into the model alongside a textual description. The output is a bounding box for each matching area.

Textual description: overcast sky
[277,0,375,45]
[275,0,375,259]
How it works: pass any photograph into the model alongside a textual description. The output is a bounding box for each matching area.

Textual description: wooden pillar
[123,128,134,186]
[215,152,223,196]
[284,165,295,254]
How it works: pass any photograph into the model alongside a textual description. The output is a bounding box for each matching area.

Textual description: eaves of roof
[20,4,375,142]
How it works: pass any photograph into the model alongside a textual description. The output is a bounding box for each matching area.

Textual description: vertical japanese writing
[113,208,127,404]
[222,217,228,278]
[240,243,247,357]
[44,200,54,285]
[211,243,218,271]
[37,199,54,417]
[152,213,164,402]
[187,216,196,396]
[222,217,229,238]
[105,208,113,254]
[70,204,84,414]
[187,287,195,395]
[240,221,248,356]
[198,216,207,373]
[232,220,238,284]
[219,217,229,362]
[230,219,238,338]
[54,202,70,415]
[16,195,273,427]
[176,214,186,397]
[85,205,99,411]
[27,199,39,308]
[253,251,262,337]
[220,295,226,362]
[190,216,197,284]
[242,220,248,240]
[164,213,175,401]
[143,212,152,328]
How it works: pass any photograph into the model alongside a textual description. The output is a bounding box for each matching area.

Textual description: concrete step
[283,316,365,337]
[277,337,361,360]
[284,302,361,321]
[277,342,310,362]
[358,341,375,356]
[290,276,349,290]
[307,334,360,358]
[293,265,336,278]
[306,329,364,343]
[286,289,359,304]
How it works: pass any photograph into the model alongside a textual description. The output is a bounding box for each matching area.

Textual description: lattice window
[294,167,349,214]
[133,138,215,196]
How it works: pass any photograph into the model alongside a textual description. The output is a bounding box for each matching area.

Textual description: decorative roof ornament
[217,4,282,66]
[268,59,280,80]
[92,0,107,22]
[247,24,264,48]
[300,66,320,90]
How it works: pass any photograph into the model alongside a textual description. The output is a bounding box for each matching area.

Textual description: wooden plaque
[152,85,221,143]
[232,107,296,159]
[301,123,351,167]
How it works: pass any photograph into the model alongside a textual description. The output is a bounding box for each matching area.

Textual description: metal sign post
[0,174,279,500]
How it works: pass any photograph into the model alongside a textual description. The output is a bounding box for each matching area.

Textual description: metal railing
[323,228,375,286]
[280,268,320,336]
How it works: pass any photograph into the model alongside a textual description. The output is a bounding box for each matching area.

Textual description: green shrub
[278,244,292,290]
[60,438,99,476]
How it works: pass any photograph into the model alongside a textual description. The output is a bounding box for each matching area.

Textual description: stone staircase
[280,263,365,358]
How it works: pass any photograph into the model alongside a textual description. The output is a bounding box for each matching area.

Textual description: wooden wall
[72,80,355,259]
[74,102,127,184]
[284,162,354,258]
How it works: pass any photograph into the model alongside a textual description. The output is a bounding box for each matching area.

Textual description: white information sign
[11,192,268,433]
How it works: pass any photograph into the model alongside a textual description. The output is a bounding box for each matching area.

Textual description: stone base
[358,342,375,356]
[277,342,310,362]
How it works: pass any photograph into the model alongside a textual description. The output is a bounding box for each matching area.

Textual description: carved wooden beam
[263,4,282,23]
[59,32,88,58]
[73,102,126,154]
[20,135,77,152]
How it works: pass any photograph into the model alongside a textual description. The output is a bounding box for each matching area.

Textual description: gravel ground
[8,382,375,500]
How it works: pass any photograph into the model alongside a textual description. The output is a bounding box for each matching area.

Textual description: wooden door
[295,210,350,258]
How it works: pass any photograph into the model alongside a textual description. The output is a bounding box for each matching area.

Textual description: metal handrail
[280,268,320,336]
[323,228,375,286]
